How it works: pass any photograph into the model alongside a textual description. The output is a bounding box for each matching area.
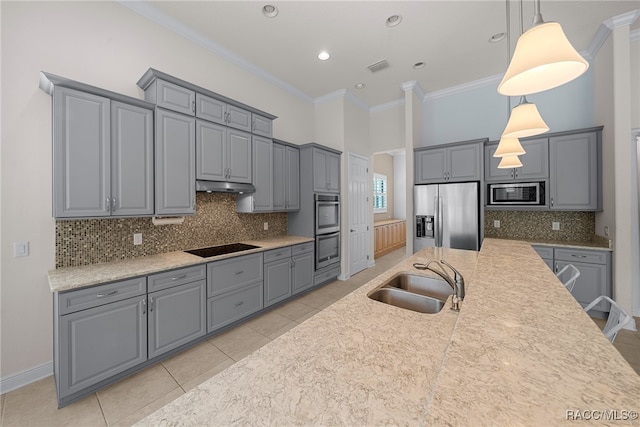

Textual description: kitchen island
[136,239,640,426]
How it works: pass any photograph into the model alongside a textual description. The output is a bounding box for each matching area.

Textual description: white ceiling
[127,1,640,108]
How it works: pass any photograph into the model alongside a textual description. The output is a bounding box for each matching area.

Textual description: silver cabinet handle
[555,263,559,272]
[252,119,256,131]
[142,298,146,315]
[149,296,154,312]
[96,290,118,298]
[105,198,111,212]
[350,229,355,232]
[551,197,554,207]
[234,300,244,307]
[111,197,117,211]
[514,169,518,178]
[192,197,196,209]
[234,270,244,275]
[171,274,187,281]
[571,254,587,258]
[192,100,195,113]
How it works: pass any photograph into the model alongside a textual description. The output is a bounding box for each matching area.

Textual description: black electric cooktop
[184,243,260,258]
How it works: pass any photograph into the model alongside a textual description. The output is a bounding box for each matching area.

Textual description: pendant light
[501,96,549,138]
[497,154,523,169]
[494,137,525,157]
[498,0,589,96]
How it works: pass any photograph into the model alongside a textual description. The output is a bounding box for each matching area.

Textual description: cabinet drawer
[531,245,553,260]
[291,242,314,256]
[58,277,146,315]
[314,265,340,286]
[264,247,292,264]
[148,264,206,292]
[554,248,608,265]
[207,281,263,332]
[207,253,263,297]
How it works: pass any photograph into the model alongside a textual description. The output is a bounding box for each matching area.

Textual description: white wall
[393,153,407,220]
[369,103,405,153]
[0,1,315,382]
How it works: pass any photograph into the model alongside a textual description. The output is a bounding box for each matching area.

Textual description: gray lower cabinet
[313,147,341,193]
[264,247,293,307]
[54,277,147,403]
[292,243,314,294]
[485,138,549,182]
[415,140,483,184]
[549,131,601,211]
[51,86,154,218]
[236,136,272,212]
[155,108,195,215]
[532,245,611,316]
[273,142,300,211]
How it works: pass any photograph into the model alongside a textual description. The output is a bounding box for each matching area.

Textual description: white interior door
[349,153,369,276]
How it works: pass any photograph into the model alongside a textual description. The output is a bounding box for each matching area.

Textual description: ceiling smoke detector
[367,59,390,73]
[386,15,402,27]
[262,4,278,18]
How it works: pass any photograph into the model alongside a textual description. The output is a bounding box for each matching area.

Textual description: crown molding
[400,81,426,100]
[116,0,314,104]
[344,91,371,112]
[604,9,640,30]
[424,74,502,101]
[371,98,405,113]
[314,89,347,105]
[588,10,640,58]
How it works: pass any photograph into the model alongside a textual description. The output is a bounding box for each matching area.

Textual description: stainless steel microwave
[488,182,545,205]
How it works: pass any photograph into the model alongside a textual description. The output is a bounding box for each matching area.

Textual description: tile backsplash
[56,193,287,268]
[483,210,595,241]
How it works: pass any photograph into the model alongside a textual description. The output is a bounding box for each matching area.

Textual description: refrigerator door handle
[433,196,439,246]
[438,196,444,247]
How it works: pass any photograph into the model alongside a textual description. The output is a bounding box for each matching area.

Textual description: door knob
[350,229,355,232]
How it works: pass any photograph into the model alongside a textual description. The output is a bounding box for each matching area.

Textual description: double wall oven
[314,194,340,270]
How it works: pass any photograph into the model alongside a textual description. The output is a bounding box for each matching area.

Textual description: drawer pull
[171,274,188,281]
[234,301,244,307]
[96,290,118,298]
[571,255,588,258]
[234,270,244,275]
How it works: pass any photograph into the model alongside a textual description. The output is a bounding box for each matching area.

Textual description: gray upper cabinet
[147,79,195,116]
[196,121,251,184]
[485,138,549,182]
[155,108,196,215]
[196,93,251,132]
[313,147,340,193]
[237,136,272,213]
[252,114,273,137]
[227,129,252,183]
[549,130,601,211]
[415,141,482,184]
[51,85,153,218]
[272,142,300,211]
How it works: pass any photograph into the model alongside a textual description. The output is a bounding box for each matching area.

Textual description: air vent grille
[366,59,390,73]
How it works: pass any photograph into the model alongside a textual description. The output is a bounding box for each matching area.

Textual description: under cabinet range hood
[196,180,256,194]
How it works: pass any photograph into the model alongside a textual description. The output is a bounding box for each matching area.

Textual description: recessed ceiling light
[262,4,278,18]
[489,32,506,43]
[386,15,402,27]
[355,83,366,89]
[318,51,330,61]
[413,62,425,69]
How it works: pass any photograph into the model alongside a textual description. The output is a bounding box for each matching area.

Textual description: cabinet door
[252,114,273,137]
[58,296,147,397]
[272,143,286,210]
[415,148,446,184]
[251,136,273,211]
[264,258,292,307]
[313,148,329,192]
[155,80,195,116]
[326,152,341,193]
[155,109,195,215]
[111,101,154,216]
[196,120,226,181]
[292,252,314,294]
[53,87,110,218]
[556,261,609,312]
[448,143,481,182]
[517,138,549,180]
[195,93,226,125]
[227,129,252,183]
[226,105,252,132]
[549,132,599,210]
[148,280,206,359]
[285,146,300,210]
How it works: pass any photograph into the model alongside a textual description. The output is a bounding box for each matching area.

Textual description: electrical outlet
[13,241,29,257]
[493,220,501,228]
[552,222,560,231]
[604,225,609,237]
[263,222,268,231]
[133,233,143,245]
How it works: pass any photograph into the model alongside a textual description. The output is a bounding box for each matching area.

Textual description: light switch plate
[14,241,29,257]
[493,220,500,228]
[133,233,143,245]
[552,222,560,231]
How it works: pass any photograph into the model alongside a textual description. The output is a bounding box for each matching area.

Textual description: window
[373,173,387,213]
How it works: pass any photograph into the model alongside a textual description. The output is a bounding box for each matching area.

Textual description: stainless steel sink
[382,273,453,301]
[368,287,445,314]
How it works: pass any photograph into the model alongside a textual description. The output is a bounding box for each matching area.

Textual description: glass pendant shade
[497,154,523,169]
[494,137,526,157]
[502,100,549,138]
[497,22,589,96]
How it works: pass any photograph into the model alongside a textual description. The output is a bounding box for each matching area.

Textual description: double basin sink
[368,273,452,314]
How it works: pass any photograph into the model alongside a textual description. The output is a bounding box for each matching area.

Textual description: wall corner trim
[0,361,53,395]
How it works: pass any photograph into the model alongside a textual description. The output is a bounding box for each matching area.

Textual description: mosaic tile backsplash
[483,210,595,241]
[56,193,287,268]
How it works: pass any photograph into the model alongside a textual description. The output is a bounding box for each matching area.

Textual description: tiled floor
[2,247,639,427]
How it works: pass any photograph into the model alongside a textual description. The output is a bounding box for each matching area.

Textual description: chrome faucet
[414,259,465,311]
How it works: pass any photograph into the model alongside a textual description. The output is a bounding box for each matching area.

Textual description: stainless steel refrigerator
[414,182,479,252]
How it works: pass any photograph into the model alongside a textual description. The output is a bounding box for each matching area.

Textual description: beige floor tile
[270,300,317,322]
[296,308,321,323]
[180,358,236,392]
[2,376,105,427]
[108,387,184,427]
[294,287,337,310]
[96,364,179,426]
[208,325,271,361]
[161,341,233,386]
[243,311,298,338]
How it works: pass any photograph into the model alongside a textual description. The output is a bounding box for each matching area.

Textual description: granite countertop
[373,219,406,226]
[48,235,314,293]
[493,235,613,251]
[136,238,640,426]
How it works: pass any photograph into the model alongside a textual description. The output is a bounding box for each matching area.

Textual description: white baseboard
[0,361,53,395]
[367,260,375,268]
[337,273,350,281]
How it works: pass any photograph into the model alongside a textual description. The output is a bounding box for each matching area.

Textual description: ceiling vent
[366,59,390,73]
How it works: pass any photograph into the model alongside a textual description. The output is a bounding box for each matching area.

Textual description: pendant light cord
[506,0,511,117]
